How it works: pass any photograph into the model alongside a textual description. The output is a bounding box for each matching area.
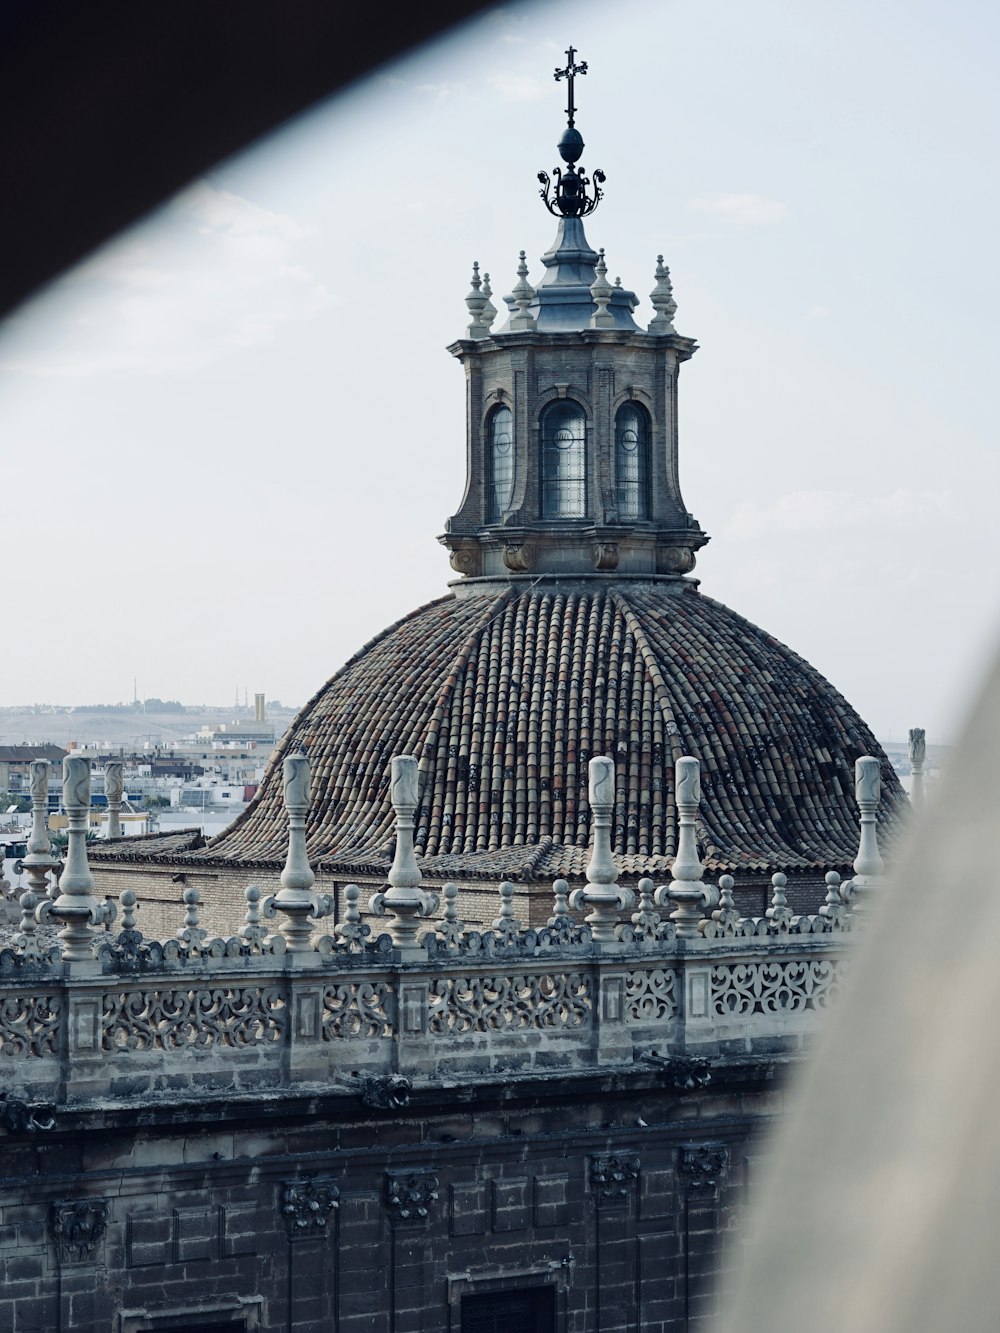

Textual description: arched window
[615,404,649,520]
[540,401,587,519]
[486,405,514,522]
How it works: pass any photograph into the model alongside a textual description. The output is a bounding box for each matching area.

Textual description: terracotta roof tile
[124,585,905,880]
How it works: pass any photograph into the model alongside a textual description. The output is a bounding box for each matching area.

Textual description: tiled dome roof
[187,583,904,881]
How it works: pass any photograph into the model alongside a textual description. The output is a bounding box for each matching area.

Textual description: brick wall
[90,860,836,944]
[0,1067,777,1333]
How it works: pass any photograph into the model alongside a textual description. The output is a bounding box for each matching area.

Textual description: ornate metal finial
[555,45,587,127]
[538,46,606,218]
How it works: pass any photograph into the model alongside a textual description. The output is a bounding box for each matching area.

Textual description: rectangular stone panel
[450,1183,488,1237]
[639,1166,675,1222]
[174,1207,220,1263]
[222,1203,258,1258]
[491,1178,529,1233]
[533,1174,569,1228]
[127,1213,172,1268]
[638,1232,678,1329]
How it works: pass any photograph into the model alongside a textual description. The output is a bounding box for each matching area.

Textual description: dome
[200,582,905,884]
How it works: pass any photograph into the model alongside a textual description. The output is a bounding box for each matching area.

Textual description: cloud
[689,193,790,226]
[413,81,461,101]
[0,183,330,377]
[725,488,953,541]
[807,305,831,319]
[488,73,546,102]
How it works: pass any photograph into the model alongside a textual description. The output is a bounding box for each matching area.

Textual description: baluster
[118,886,138,933]
[569,757,633,942]
[908,728,926,810]
[630,877,661,940]
[432,882,465,950]
[14,887,38,950]
[13,885,54,965]
[766,872,792,930]
[706,873,741,936]
[104,761,124,839]
[368,756,438,958]
[271,753,333,952]
[177,885,207,952]
[819,870,845,926]
[848,755,885,909]
[491,880,524,943]
[240,885,269,953]
[15,759,60,901]
[42,756,114,962]
[549,878,572,926]
[335,884,370,950]
[655,756,708,938]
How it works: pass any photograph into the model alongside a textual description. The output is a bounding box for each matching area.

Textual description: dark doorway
[460,1284,555,1333]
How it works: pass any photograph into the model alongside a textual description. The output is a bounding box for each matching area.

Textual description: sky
[0,0,997,743]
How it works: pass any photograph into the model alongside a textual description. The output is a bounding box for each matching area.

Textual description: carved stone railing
[0,751,876,1110]
[0,924,854,1105]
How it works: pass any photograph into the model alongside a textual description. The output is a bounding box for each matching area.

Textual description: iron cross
[554,46,588,127]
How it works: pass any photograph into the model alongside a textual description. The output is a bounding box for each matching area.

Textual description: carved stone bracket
[646,1054,712,1091]
[593,541,619,571]
[0,1092,55,1133]
[281,1178,340,1237]
[360,1073,412,1110]
[49,1199,109,1262]
[385,1169,439,1223]
[502,542,534,573]
[590,1151,640,1204]
[678,1142,730,1192]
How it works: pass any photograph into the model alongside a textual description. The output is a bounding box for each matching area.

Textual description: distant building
[0,744,67,800]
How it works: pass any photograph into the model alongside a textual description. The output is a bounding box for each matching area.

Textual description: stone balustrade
[0,750,883,1114]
